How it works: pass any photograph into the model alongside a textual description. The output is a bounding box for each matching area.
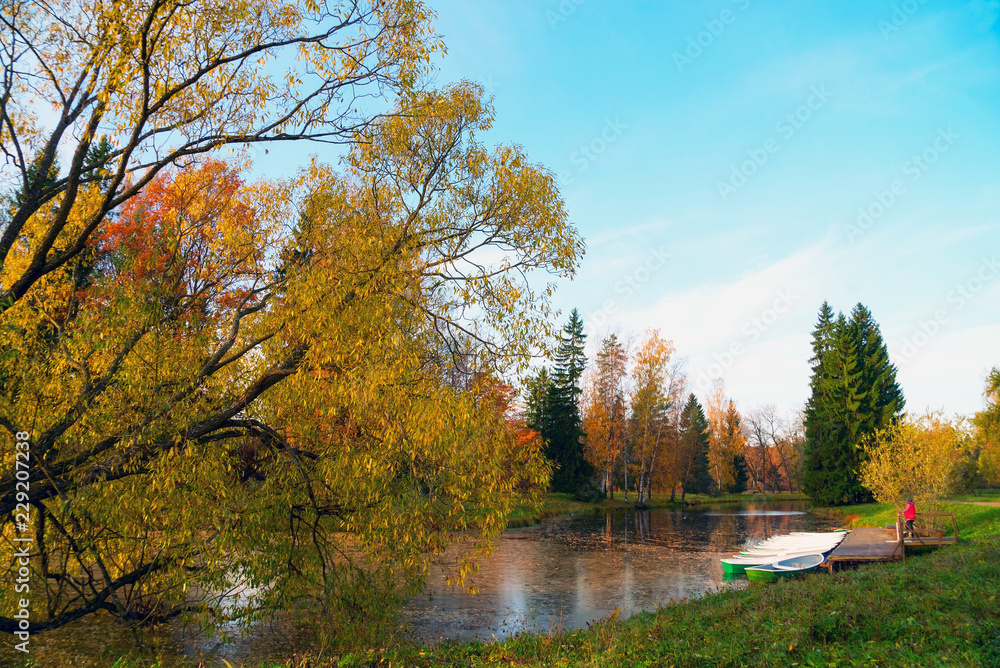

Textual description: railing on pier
[891,512,960,545]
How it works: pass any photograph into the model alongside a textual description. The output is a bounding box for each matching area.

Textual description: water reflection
[14,502,837,665]
[404,502,837,642]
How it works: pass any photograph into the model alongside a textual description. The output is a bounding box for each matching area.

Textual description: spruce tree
[679,393,712,499]
[804,302,904,505]
[523,368,551,433]
[541,309,594,495]
[849,303,905,434]
[732,453,749,493]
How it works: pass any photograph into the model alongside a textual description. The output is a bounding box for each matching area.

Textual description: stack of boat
[721,530,848,582]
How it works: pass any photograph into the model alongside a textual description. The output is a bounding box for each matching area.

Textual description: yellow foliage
[861,411,975,506]
[0,80,580,642]
[974,367,1000,485]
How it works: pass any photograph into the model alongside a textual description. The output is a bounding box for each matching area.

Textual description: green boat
[722,532,847,574]
[744,563,790,583]
[745,554,825,583]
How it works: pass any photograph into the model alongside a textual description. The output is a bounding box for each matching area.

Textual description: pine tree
[678,393,712,500]
[541,309,594,495]
[804,302,904,505]
[732,452,749,493]
[849,303,905,435]
[523,368,551,432]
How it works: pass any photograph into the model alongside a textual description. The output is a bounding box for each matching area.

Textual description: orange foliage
[91,160,269,317]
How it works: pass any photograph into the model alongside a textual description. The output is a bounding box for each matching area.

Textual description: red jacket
[903,502,916,521]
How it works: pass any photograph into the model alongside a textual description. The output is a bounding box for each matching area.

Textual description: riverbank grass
[827,499,1000,541]
[314,537,1000,667]
[32,499,1000,667]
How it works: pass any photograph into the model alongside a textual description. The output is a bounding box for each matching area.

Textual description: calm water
[403,501,837,642]
[14,502,839,666]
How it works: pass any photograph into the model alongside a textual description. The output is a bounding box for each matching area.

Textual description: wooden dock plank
[828,527,904,564]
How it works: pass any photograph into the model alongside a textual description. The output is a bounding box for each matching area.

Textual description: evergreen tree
[523,368,551,433]
[849,303,905,434]
[732,452,749,493]
[804,302,904,505]
[540,309,594,495]
[678,393,712,499]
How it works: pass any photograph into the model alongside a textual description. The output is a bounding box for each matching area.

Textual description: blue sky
[412,0,1000,419]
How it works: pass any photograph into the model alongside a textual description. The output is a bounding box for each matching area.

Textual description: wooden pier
[825,528,904,570]
[825,513,959,571]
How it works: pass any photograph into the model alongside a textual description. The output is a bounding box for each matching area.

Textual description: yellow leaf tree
[707,382,748,495]
[974,367,1000,485]
[582,334,628,498]
[1,0,439,312]
[860,411,975,508]
[628,329,675,506]
[0,80,582,645]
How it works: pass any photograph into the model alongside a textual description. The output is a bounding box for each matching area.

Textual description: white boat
[773,553,825,570]
[740,540,842,557]
[746,554,825,582]
[723,531,847,574]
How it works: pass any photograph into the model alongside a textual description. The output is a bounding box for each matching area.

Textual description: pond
[403,501,838,642]
[15,501,839,666]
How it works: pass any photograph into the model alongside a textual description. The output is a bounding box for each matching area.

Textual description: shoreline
[506,490,812,528]
[16,499,999,667]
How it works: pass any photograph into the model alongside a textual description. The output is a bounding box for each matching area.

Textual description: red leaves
[90,160,264,319]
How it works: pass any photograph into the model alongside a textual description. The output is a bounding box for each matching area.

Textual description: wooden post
[895,513,905,560]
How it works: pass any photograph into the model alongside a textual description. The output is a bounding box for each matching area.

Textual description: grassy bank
[100,535,1000,668]
[825,500,1000,540]
[507,490,810,528]
[947,488,1000,503]
[37,498,1000,667]
[363,539,1000,668]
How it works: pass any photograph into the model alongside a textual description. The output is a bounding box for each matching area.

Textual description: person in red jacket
[903,497,916,537]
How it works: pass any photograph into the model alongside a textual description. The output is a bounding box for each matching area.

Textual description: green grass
[96,537,1000,667]
[32,498,1000,668]
[947,488,1000,503]
[828,500,1000,541]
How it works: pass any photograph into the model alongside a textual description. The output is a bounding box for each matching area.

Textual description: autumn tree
[861,412,976,506]
[974,367,1000,486]
[582,334,628,498]
[628,330,674,506]
[0,81,583,641]
[718,400,749,494]
[745,406,802,492]
[0,0,441,313]
[706,381,747,494]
